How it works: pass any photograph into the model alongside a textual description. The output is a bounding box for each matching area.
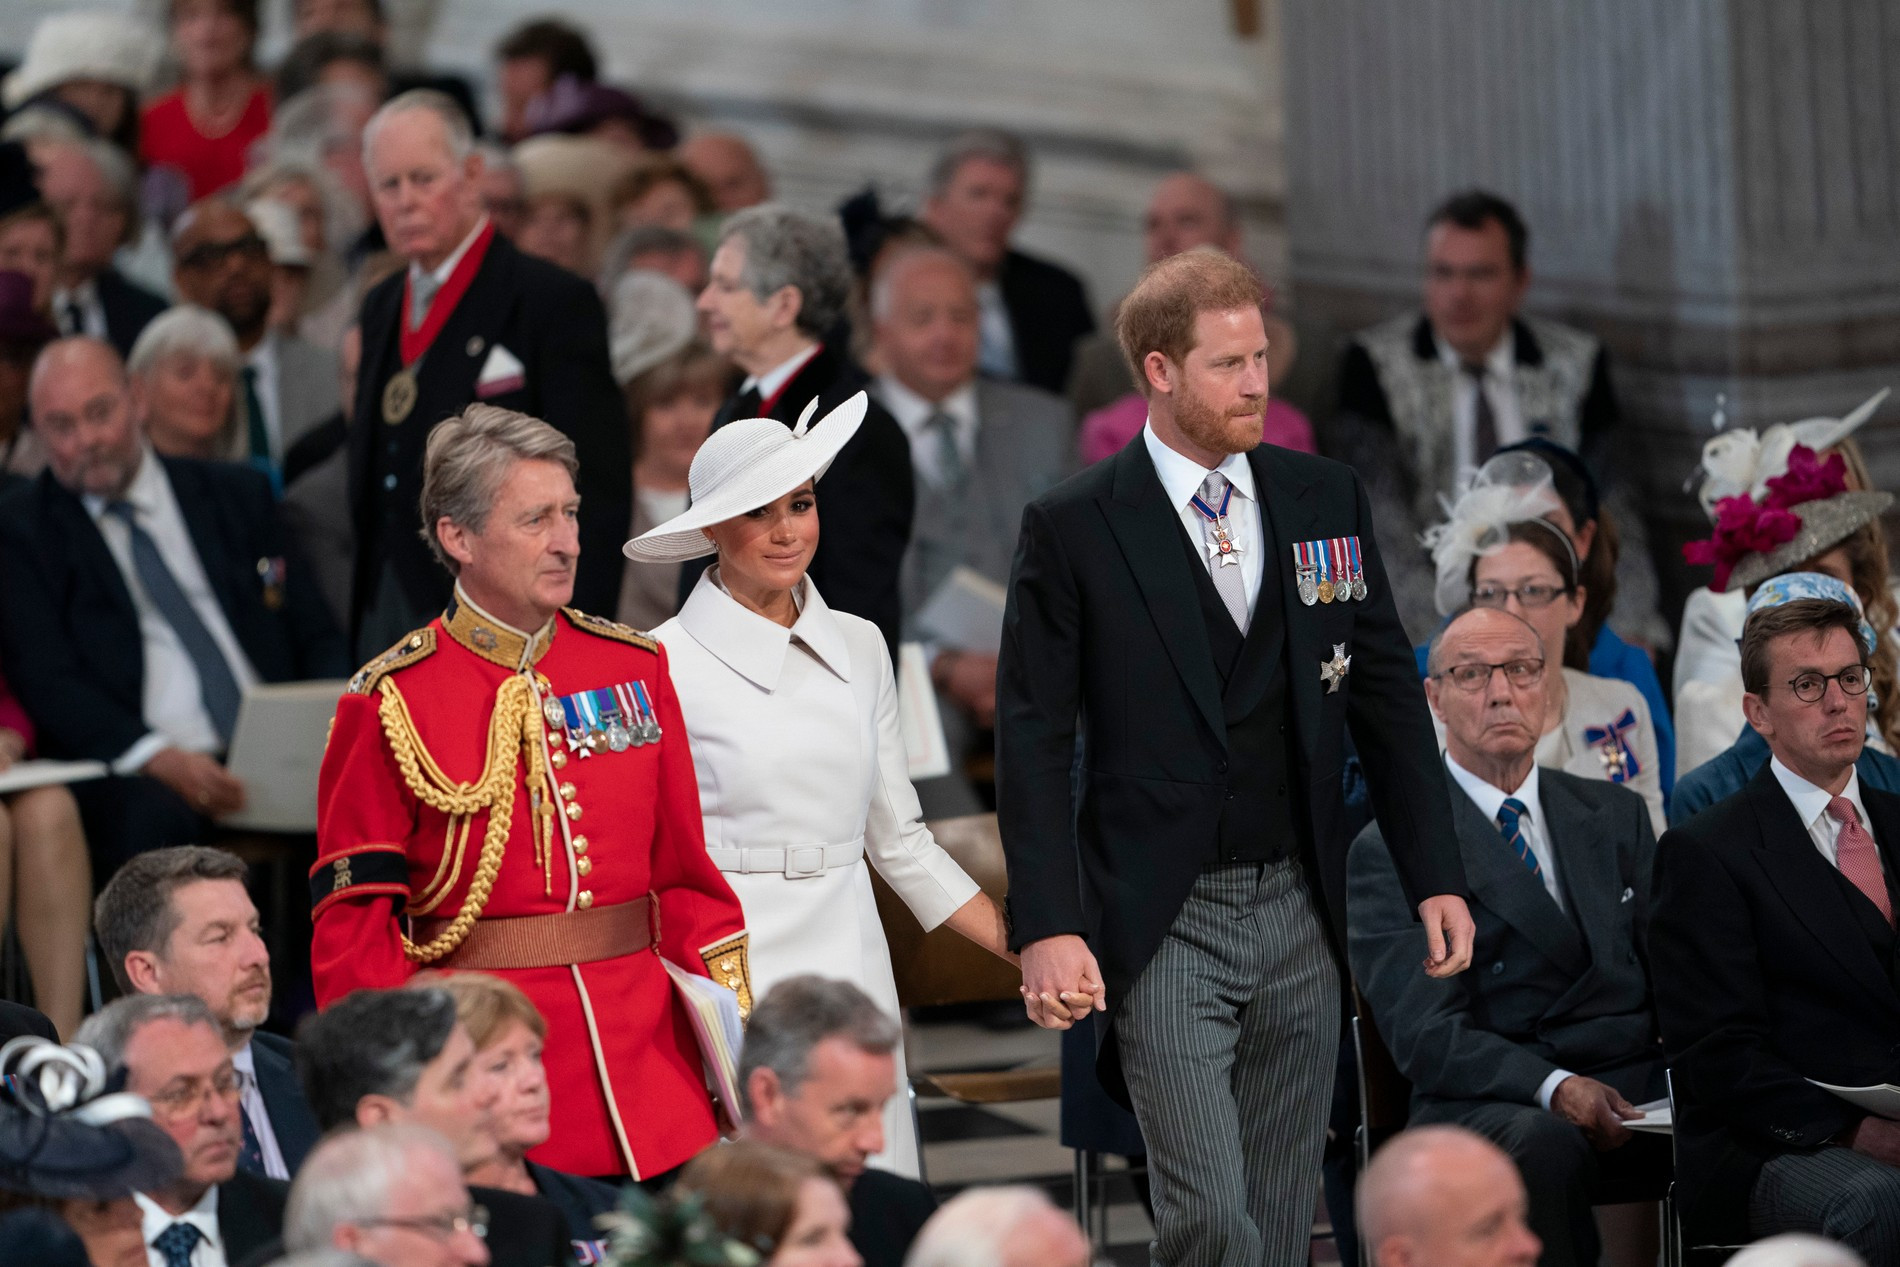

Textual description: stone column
[1281,0,1900,616]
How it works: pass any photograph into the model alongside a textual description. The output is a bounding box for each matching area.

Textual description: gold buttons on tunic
[565,802,583,821]
[576,856,593,877]
[559,782,577,801]
[577,890,594,910]
[572,835,588,855]
[550,750,567,770]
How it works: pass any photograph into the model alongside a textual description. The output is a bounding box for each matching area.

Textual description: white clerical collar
[739,341,822,402]
[876,373,977,440]
[1445,750,1542,823]
[677,568,851,692]
[411,215,490,289]
[1142,421,1256,510]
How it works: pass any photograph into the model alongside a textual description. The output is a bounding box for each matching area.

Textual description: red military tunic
[312,592,751,1178]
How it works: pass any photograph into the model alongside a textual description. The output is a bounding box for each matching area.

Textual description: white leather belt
[707,837,866,879]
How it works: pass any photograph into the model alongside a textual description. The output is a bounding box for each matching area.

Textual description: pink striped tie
[1828,797,1893,927]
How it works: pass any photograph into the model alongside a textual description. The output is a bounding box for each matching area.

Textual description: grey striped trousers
[1750,1144,1900,1261]
[1118,859,1341,1267]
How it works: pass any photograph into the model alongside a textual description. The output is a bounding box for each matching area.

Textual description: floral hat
[1683,444,1890,593]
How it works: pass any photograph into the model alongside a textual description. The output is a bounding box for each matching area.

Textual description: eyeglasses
[356,1204,489,1242]
[1785,665,1871,703]
[145,1067,240,1118]
[1471,583,1571,610]
[176,235,268,271]
[1434,658,1546,693]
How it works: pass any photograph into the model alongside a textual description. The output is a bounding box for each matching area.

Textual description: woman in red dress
[139,0,271,200]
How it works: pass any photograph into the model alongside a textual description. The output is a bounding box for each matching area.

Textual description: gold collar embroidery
[443,585,556,670]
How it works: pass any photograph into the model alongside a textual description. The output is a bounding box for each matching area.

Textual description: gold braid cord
[378,674,556,963]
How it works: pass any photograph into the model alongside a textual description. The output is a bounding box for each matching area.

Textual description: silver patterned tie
[1199,472,1250,633]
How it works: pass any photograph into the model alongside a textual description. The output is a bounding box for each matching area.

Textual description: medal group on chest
[1293,536,1369,607]
[542,680,663,756]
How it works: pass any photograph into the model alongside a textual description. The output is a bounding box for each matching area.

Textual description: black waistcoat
[1175,519,1299,865]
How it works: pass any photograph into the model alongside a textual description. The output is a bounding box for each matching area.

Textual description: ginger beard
[1170,361,1265,457]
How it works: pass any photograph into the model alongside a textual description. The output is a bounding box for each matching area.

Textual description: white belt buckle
[784,845,827,878]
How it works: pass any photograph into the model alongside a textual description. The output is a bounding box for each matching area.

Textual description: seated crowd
[0,4,1895,1267]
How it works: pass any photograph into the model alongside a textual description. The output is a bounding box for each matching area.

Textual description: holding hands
[1020,933,1106,1029]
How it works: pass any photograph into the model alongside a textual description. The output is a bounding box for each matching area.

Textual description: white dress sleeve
[1672,587,1744,704]
[860,639,982,932]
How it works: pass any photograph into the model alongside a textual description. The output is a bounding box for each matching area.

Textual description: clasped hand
[1018,934,1105,1030]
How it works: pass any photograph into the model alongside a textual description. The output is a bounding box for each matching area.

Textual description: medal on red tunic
[383,221,497,425]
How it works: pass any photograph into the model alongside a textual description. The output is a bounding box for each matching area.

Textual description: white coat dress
[653,570,982,1178]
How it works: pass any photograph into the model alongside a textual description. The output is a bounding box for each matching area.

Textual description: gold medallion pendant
[382,368,419,425]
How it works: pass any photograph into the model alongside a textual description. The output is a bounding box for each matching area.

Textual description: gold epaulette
[348,627,436,695]
[563,607,659,653]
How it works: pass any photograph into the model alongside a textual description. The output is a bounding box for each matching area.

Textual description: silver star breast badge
[1321,643,1352,694]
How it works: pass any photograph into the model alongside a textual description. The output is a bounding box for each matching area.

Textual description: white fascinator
[1420,451,1571,617]
[1691,387,1888,518]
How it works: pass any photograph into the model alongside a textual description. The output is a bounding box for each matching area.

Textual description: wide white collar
[677,568,852,692]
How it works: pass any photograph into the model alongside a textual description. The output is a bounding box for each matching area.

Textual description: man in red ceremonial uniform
[313,402,749,1180]
[350,87,630,659]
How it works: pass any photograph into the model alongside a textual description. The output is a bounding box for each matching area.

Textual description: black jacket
[1650,764,1900,1245]
[0,458,347,761]
[0,1001,55,1046]
[248,1032,319,1176]
[996,437,1467,1099]
[350,230,631,640]
[216,1170,290,1267]
[997,248,1095,395]
[685,341,914,653]
[95,267,169,360]
[848,1168,936,1267]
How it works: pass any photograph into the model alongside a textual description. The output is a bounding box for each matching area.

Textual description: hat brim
[0,1113,183,1201]
[1727,491,1894,592]
[623,394,868,564]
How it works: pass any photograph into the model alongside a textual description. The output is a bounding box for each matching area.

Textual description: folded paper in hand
[915,566,1007,656]
[0,759,107,797]
[664,958,746,1131]
[1808,1079,1900,1120]
[896,643,951,782]
[221,680,348,832]
[1625,1098,1672,1134]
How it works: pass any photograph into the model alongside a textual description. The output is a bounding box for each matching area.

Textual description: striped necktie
[1496,797,1542,878]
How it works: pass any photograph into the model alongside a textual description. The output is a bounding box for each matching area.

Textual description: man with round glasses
[1350,605,1670,1267]
[1652,597,1900,1261]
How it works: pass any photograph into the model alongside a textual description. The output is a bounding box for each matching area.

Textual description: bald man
[1357,1126,1542,1267]
[0,337,345,862]
[678,132,772,212]
[1350,606,1669,1267]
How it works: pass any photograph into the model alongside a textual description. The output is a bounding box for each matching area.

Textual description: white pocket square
[475,343,526,397]
[1620,887,1634,903]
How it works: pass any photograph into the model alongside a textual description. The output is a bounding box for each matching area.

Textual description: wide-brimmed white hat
[623,392,867,563]
[2,12,162,111]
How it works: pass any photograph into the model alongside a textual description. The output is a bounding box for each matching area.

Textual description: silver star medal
[1321,643,1352,694]
[1206,524,1244,568]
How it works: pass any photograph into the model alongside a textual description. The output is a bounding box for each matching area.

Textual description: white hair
[126,305,241,380]
[362,88,475,170]
[903,1186,1064,1267]
[1726,1235,1866,1267]
[284,1124,460,1254]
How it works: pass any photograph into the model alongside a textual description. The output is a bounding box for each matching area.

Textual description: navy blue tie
[1496,797,1543,878]
[236,1073,267,1176]
[153,1220,201,1267]
[104,501,242,746]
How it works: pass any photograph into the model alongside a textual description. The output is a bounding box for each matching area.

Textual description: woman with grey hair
[126,304,242,462]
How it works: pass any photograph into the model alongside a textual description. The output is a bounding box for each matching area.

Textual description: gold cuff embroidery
[699,933,753,1022]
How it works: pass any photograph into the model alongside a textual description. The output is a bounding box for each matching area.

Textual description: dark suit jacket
[0,1000,56,1045]
[997,248,1095,394]
[217,1169,290,1267]
[96,267,169,360]
[249,1032,319,1176]
[686,341,914,653]
[0,458,347,761]
[351,231,631,640]
[1650,763,1900,1245]
[527,1160,620,1257]
[996,437,1467,1098]
[232,1182,575,1267]
[1350,767,1660,1111]
[848,1167,936,1267]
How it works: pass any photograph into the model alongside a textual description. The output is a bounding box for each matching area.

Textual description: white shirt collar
[740,341,823,403]
[82,442,163,521]
[1435,324,1516,378]
[875,373,978,439]
[245,329,278,371]
[1444,749,1543,824]
[410,215,490,289]
[1771,756,1865,834]
[1141,421,1256,509]
[230,1040,254,1075]
[55,276,100,307]
[676,568,852,692]
[137,1183,221,1254]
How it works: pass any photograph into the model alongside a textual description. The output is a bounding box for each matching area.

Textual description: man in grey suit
[172,200,339,488]
[870,245,1074,814]
[1349,606,1670,1267]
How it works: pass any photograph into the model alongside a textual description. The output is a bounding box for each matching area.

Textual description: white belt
[707,837,865,879]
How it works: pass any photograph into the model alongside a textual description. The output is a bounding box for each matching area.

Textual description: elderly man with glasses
[286,1123,491,1267]
[1347,604,1671,1267]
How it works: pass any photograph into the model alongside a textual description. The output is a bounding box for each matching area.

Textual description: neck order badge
[383,222,498,425]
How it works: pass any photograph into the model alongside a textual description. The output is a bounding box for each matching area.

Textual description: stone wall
[1282,0,1900,616]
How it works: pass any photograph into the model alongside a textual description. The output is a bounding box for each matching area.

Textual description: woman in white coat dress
[625,394,1014,1178]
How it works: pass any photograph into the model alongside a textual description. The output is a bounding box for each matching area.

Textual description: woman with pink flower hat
[1674,389,1898,774]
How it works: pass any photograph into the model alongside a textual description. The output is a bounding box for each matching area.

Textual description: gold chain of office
[376,675,556,963]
